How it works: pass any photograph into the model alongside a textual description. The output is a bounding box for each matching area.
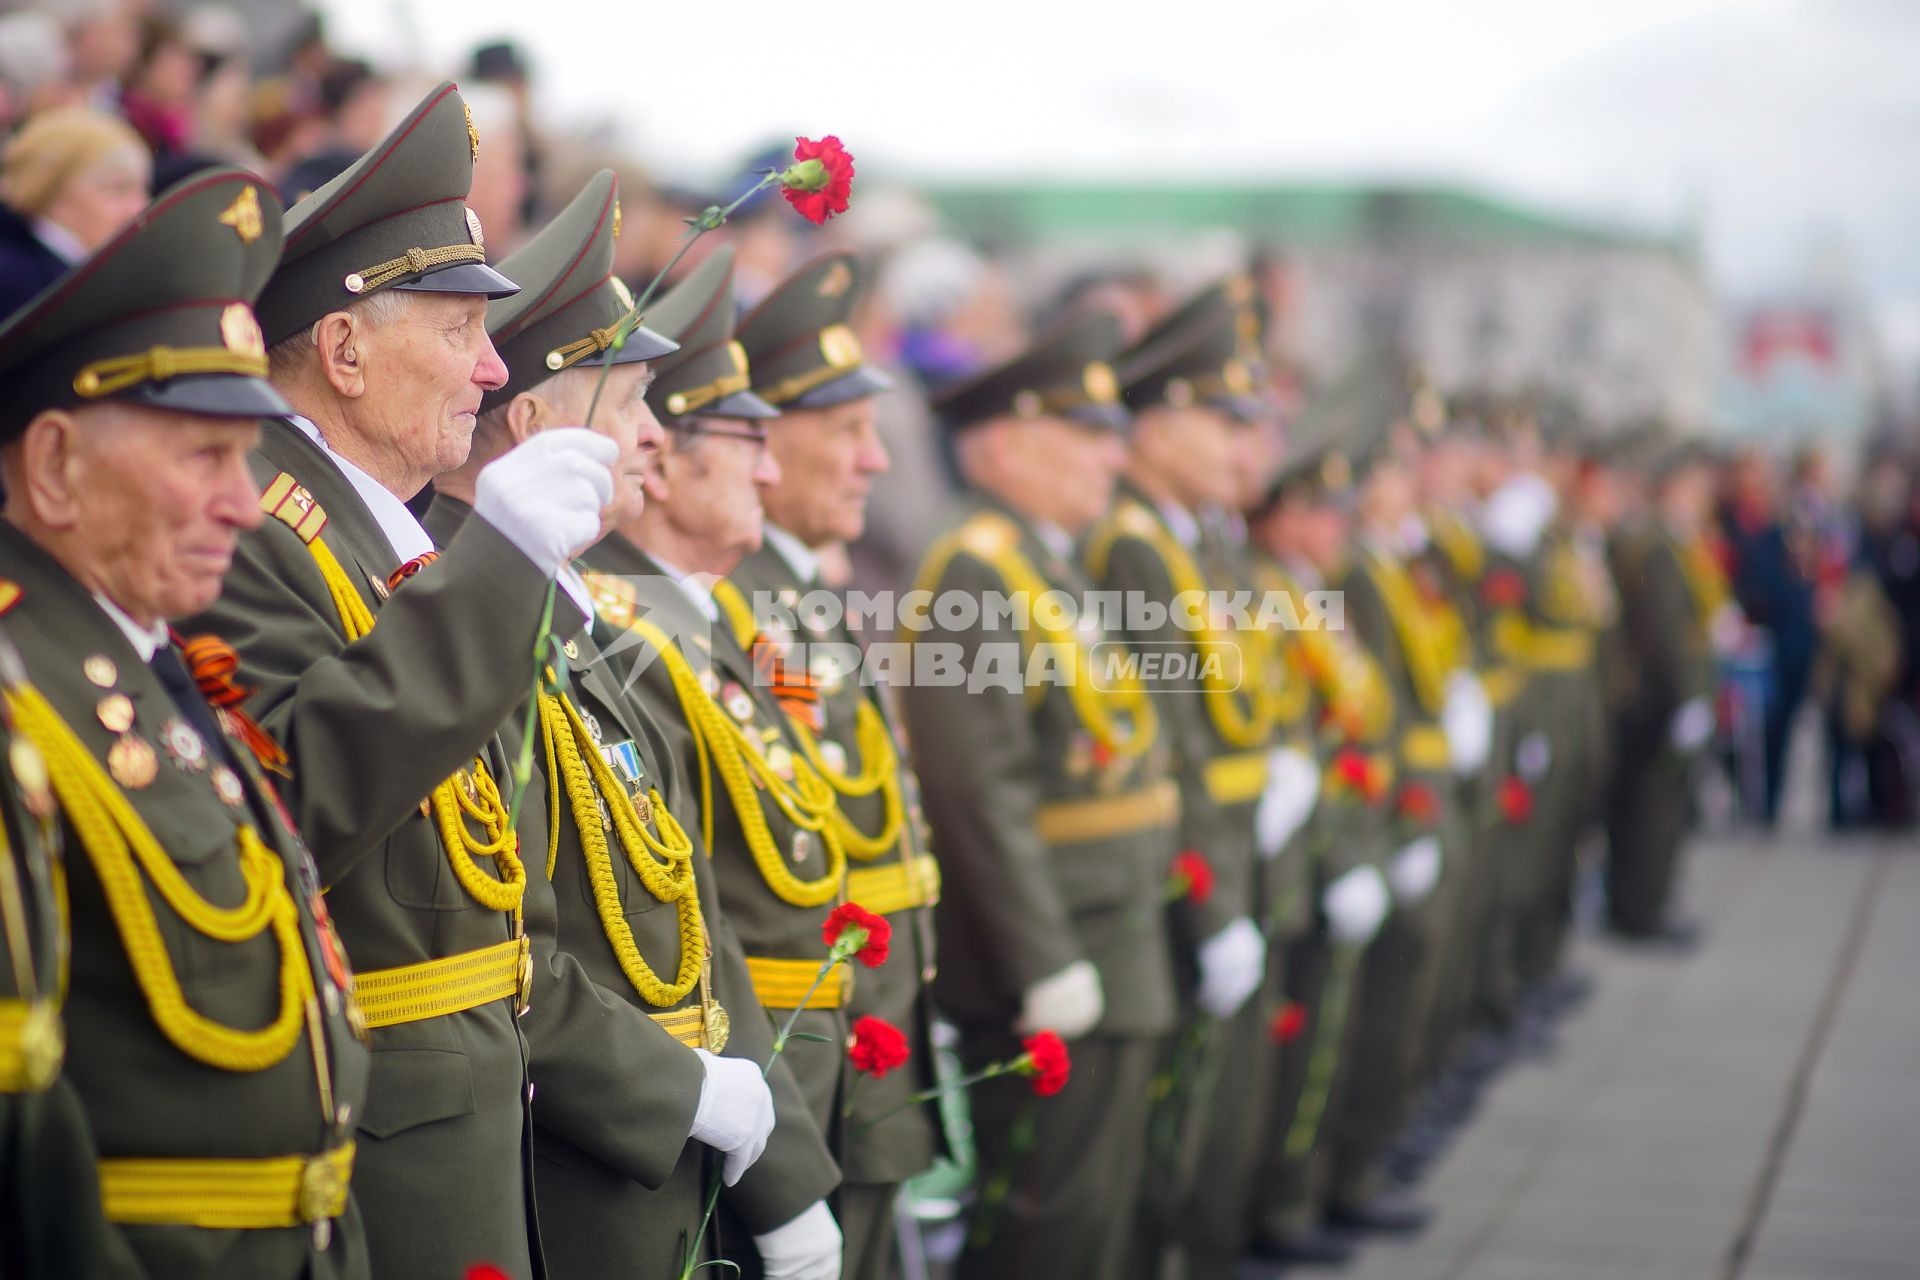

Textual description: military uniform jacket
[184,417,577,1277]
[900,495,1179,1039]
[1610,521,1717,758]
[728,540,941,1187]
[1,524,369,1280]
[580,534,841,1236]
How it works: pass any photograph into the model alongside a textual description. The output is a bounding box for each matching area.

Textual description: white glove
[1196,917,1266,1019]
[1322,865,1391,945]
[472,427,617,575]
[1015,960,1103,1039]
[1670,697,1716,752]
[754,1200,842,1280]
[1441,670,1493,776]
[1388,835,1444,905]
[1515,730,1552,782]
[688,1048,775,1187]
[1479,475,1556,558]
[1255,746,1321,859]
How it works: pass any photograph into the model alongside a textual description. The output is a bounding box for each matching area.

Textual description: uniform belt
[0,998,62,1093]
[1204,750,1270,807]
[1400,725,1453,773]
[1034,778,1181,846]
[99,1141,355,1229]
[1495,615,1593,671]
[352,936,530,1029]
[847,854,942,916]
[649,1006,707,1048]
[745,956,849,1010]
[1481,665,1528,708]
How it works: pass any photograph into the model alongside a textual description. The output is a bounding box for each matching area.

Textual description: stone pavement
[1342,833,1920,1280]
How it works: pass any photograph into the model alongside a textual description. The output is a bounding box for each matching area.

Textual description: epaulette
[582,570,639,630]
[957,512,1020,559]
[1114,501,1160,540]
[0,579,20,618]
[258,473,328,544]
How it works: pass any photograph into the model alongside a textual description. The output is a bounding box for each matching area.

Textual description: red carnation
[823,901,892,968]
[1269,1000,1308,1045]
[847,1015,911,1078]
[1481,569,1528,609]
[466,1268,512,1280]
[779,136,855,225]
[1397,783,1439,824]
[1333,749,1371,790]
[1018,1031,1072,1097]
[1169,850,1215,905]
[1498,775,1534,824]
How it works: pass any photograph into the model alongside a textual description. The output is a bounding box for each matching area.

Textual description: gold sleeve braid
[5,685,312,1072]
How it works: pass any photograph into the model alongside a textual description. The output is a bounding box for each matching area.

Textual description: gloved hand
[1196,916,1267,1018]
[1479,474,1558,558]
[754,1200,842,1280]
[1669,697,1716,752]
[1388,835,1444,905]
[1442,670,1492,776]
[1322,865,1391,945]
[473,427,617,575]
[1015,960,1103,1039]
[688,1048,775,1186]
[1255,746,1321,859]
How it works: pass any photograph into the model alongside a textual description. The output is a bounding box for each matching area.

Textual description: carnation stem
[853,1055,1030,1134]
[505,583,559,832]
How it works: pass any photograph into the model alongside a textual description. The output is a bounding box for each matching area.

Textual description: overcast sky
[330,0,1920,320]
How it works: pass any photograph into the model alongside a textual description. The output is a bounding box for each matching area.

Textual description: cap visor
[393,261,520,298]
[128,374,293,420]
[710,387,781,419]
[789,365,894,410]
[1066,402,1131,432]
[1211,393,1272,424]
[576,323,679,365]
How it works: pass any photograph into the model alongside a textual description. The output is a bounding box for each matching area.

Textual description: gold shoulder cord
[5,685,312,1072]
[303,535,525,918]
[910,518,1158,760]
[710,580,905,862]
[1280,575,1393,745]
[534,683,704,1006]
[592,599,846,909]
[1086,507,1283,750]
[1364,552,1459,718]
[1676,537,1731,627]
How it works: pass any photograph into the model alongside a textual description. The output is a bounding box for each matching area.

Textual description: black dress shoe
[1326,1190,1434,1236]
[1246,1226,1356,1267]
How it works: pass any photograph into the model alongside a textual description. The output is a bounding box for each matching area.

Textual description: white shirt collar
[1031,519,1074,564]
[648,553,720,625]
[31,217,87,264]
[1282,556,1323,590]
[763,523,822,585]
[288,414,434,566]
[1155,500,1202,549]
[93,594,166,662]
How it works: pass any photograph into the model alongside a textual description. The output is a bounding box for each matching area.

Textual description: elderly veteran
[181,84,618,1280]
[900,313,1181,1280]
[428,170,782,1280]
[729,251,943,1280]
[580,245,846,1280]
[0,169,369,1279]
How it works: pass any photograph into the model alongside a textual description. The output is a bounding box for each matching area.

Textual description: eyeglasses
[677,422,770,454]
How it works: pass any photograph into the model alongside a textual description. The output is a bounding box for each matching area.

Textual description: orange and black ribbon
[175,632,290,776]
[386,551,440,594]
[750,632,822,732]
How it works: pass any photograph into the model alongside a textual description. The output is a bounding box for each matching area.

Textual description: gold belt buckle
[299,1150,345,1249]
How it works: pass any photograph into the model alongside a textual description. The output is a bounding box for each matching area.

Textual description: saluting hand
[473,427,618,575]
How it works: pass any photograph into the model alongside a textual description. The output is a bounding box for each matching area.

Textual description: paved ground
[1342,831,1920,1280]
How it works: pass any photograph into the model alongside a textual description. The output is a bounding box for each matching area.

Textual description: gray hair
[266,289,410,382]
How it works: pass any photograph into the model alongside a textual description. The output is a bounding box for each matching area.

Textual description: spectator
[47,0,139,110]
[277,57,388,200]
[0,106,151,318]
[0,11,80,132]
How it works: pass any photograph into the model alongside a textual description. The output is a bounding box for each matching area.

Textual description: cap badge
[1083,361,1119,404]
[817,260,853,299]
[611,199,622,240]
[221,304,266,357]
[818,323,863,370]
[218,185,263,245]
[610,276,636,311]
[464,104,480,161]
[466,207,486,251]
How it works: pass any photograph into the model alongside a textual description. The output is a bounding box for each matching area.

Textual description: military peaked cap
[646,246,777,422]
[0,167,291,440]
[1120,275,1268,422]
[483,169,676,411]
[257,80,517,345]
[933,310,1129,433]
[736,252,892,410]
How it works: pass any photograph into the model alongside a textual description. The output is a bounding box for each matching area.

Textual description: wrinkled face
[653,415,781,568]
[539,362,660,535]
[1138,404,1242,510]
[762,396,889,547]
[4,404,263,623]
[42,145,150,250]
[1015,415,1128,534]
[355,293,507,487]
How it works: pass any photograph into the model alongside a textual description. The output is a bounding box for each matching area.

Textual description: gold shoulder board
[258,473,328,544]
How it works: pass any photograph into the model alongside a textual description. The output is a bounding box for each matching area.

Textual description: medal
[790,830,813,865]
[698,668,721,697]
[808,652,844,696]
[159,718,208,773]
[211,765,246,807]
[96,693,134,733]
[579,707,605,746]
[83,655,117,687]
[632,791,654,826]
[722,683,753,723]
[767,742,794,781]
[8,739,52,817]
[818,740,848,775]
[108,735,157,789]
[562,638,580,661]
